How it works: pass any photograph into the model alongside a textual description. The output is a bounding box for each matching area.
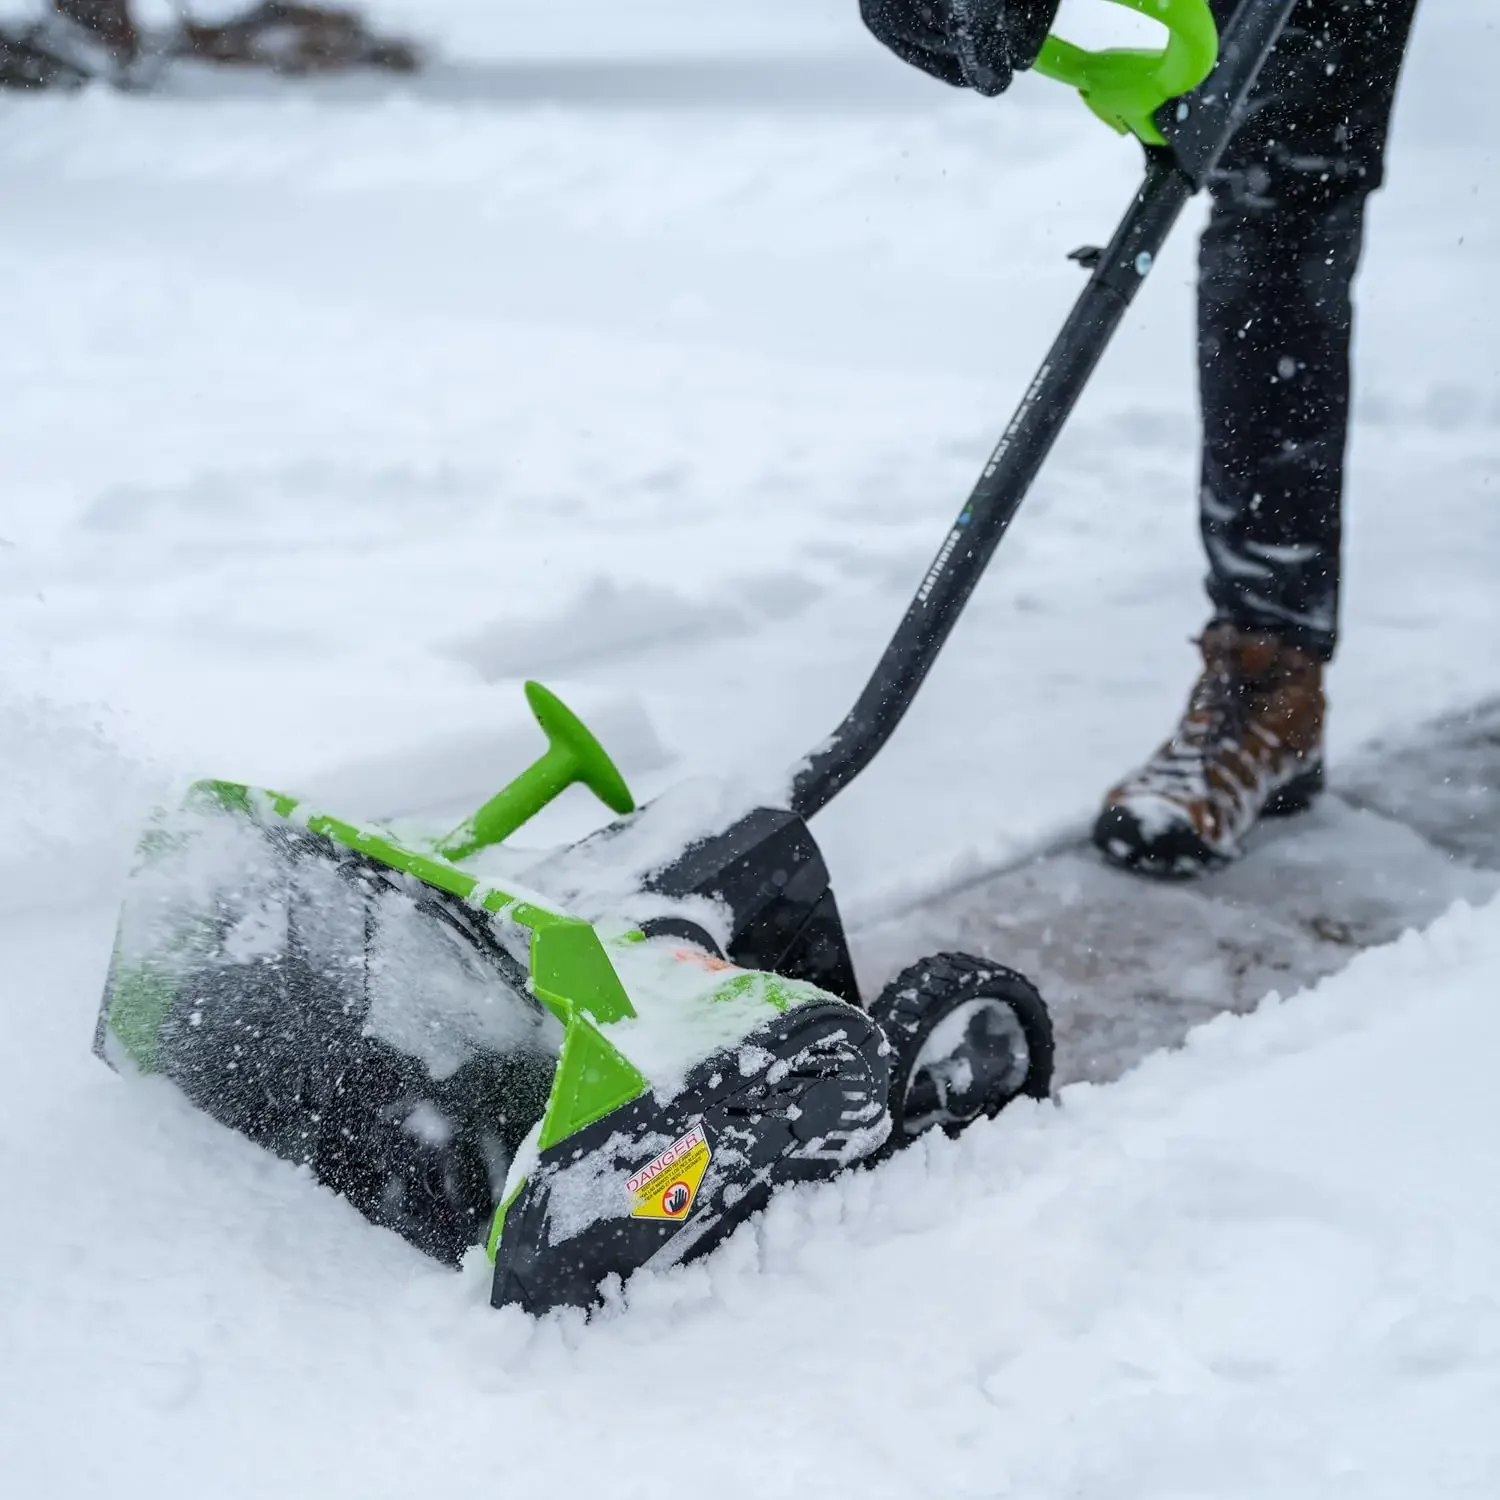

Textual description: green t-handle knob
[435,681,636,863]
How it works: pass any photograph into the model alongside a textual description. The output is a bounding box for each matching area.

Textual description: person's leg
[1094,0,1420,877]
[1199,0,1420,662]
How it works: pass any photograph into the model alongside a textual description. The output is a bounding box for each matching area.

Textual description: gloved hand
[860,0,1061,96]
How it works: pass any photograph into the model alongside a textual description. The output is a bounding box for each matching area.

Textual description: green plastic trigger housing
[1033,0,1218,146]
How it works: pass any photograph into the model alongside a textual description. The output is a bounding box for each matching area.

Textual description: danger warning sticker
[628,1124,712,1222]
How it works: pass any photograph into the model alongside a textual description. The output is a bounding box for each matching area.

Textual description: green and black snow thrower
[96,0,1297,1316]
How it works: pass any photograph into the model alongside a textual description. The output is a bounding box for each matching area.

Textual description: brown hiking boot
[1092,624,1326,877]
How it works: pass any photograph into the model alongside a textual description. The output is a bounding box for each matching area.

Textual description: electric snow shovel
[96,0,1297,1317]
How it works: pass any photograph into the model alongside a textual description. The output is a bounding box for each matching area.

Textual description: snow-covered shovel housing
[94,684,895,1314]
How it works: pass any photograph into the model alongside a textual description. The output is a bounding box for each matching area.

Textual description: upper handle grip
[1032,0,1219,145]
[435,681,635,863]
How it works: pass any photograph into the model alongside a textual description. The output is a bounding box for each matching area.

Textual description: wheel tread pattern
[867,951,1054,1146]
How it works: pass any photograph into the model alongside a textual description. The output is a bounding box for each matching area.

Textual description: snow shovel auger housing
[96,0,1302,1315]
[95,684,904,1316]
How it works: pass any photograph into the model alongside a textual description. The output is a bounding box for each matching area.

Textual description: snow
[600,938,813,1098]
[6,763,1500,1496]
[2,0,1499,1493]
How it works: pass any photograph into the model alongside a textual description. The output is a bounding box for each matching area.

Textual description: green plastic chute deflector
[1034,0,1219,146]
[436,679,637,863]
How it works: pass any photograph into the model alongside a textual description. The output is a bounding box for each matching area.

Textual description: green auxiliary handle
[435,681,636,863]
[1034,0,1219,146]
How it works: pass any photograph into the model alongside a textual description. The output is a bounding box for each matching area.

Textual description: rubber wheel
[867,952,1053,1149]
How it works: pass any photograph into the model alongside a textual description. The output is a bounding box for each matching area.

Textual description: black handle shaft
[1163,0,1302,187]
[791,156,1189,818]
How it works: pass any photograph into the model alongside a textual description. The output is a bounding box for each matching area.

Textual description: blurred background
[0,0,1493,908]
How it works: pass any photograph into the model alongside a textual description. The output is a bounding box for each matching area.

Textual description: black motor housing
[648,806,861,1006]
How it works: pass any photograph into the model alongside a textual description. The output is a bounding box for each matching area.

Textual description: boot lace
[1146,650,1252,798]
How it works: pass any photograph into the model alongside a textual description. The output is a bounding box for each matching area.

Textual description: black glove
[860,0,1060,96]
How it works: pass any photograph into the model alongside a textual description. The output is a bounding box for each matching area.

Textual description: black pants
[1199,0,1419,661]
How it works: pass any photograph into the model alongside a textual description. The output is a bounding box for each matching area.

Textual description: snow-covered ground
[2,1,1498,1494]
[6,794,1500,1498]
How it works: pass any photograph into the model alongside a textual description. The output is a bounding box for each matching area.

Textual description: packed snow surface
[1,0,1498,1494]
